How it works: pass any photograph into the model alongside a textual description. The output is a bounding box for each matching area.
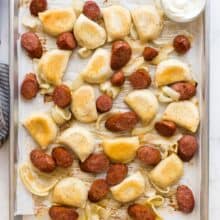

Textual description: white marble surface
[0,0,219,219]
[209,0,220,219]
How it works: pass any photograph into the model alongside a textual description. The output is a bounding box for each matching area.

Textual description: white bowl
[160,0,206,23]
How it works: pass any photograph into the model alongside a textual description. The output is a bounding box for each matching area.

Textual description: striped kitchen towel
[0,63,9,145]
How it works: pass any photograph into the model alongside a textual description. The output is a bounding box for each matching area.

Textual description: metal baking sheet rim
[8,1,210,219]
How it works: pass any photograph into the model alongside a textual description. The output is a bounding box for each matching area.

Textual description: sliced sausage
[21,32,43,58]
[21,73,39,100]
[83,1,101,21]
[155,120,177,137]
[49,206,78,220]
[106,163,128,186]
[88,179,109,202]
[30,0,47,16]
[178,135,198,162]
[129,69,151,89]
[52,147,74,168]
[79,153,110,173]
[128,204,156,220]
[52,84,72,108]
[170,82,196,100]
[96,95,113,113]
[56,32,77,50]
[137,145,161,166]
[111,71,125,87]
[111,41,132,70]
[30,149,56,173]
[173,35,191,54]
[105,112,139,132]
[176,185,195,213]
[143,47,158,61]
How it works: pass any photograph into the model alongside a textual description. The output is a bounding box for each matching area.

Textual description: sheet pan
[9,0,210,219]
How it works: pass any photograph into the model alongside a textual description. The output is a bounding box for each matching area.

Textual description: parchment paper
[15,0,204,219]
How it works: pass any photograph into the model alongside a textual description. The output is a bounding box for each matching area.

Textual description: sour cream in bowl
[161,0,206,22]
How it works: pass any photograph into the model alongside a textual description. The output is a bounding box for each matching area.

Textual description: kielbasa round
[79,153,110,173]
[30,0,47,16]
[173,35,191,54]
[129,69,151,89]
[30,149,56,173]
[21,32,43,58]
[176,185,195,213]
[49,206,78,220]
[155,120,177,137]
[106,163,128,186]
[105,112,139,132]
[128,204,156,220]
[137,145,161,166]
[111,41,132,70]
[143,47,158,61]
[111,71,125,87]
[83,1,101,21]
[56,32,77,50]
[21,73,39,100]
[171,82,196,100]
[52,84,72,108]
[52,147,74,168]
[88,179,109,202]
[96,95,113,113]
[178,135,198,161]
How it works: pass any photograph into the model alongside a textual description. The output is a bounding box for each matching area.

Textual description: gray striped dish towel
[0,63,9,145]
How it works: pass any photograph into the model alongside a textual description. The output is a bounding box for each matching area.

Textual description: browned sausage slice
[137,145,161,166]
[129,69,151,89]
[52,147,74,168]
[170,82,196,100]
[143,47,159,61]
[30,149,56,173]
[21,80,38,100]
[79,153,110,173]
[49,206,78,220]
[128,204,156,220]
[173,35,191,54]
[155,120,177,137]
[83,1,101,21]
[21,32,43,58]
[21,73,39,100]
[96,95,113,113]
[111,41,132,70]
[30,0,47,16]
[106,163,128,186]
[111,71,125,87]
[176,185,195,213]
[52,84,72,108]
[88,179,109,202]
[56,32,77,50]
[178,135,198,161]
[105,112,139,132]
